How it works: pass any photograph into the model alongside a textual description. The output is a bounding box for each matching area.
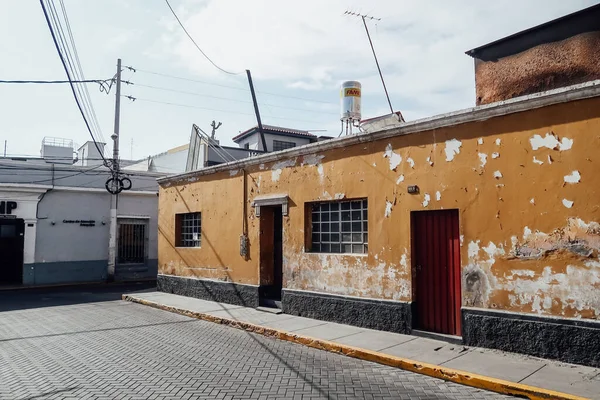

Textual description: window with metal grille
[309,199,368,254]
[176,212,201,247]
[118,222,147,264]
[272,140,296,152]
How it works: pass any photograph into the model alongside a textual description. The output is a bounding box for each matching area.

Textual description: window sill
[303,251,368,257]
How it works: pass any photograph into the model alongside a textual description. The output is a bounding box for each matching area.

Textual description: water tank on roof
[340,81,361,122]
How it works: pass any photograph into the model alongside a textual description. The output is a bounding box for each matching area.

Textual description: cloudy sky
[1,0,596,160]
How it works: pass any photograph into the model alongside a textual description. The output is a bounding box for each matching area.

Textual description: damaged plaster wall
[158,96,600,318]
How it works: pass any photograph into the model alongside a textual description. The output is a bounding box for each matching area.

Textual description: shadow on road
[0,282,156,312]
[24,387,79,400]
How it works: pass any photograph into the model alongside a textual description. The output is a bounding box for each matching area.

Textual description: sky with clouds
[0,0,596,160]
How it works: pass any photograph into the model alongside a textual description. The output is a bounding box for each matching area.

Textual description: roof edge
[465,3,600,57]
[159,79,600,186]
[232,126,316,142]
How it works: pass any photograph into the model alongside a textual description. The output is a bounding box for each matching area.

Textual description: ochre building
[156,6,600,368]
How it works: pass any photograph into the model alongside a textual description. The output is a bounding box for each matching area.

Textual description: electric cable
[164,0,243,76]
[39,0,110,169]
[127,67,337,105]
[58,0,106,144]
[122,95,325,125]
[129,82,338,115]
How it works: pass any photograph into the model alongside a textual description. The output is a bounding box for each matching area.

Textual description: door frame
[411,209,462,336]
[258,205,283,303]
[0,217,25,285]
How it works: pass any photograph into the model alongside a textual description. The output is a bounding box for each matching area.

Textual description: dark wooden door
[259,206,283,302]
[272,207,283,297]
[0,218,25,285]
[412,210,461,335]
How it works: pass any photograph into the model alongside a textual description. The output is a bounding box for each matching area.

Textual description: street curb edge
[122,294,588,400]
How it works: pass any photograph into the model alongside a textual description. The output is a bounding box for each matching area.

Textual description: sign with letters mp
[0,201,17,215]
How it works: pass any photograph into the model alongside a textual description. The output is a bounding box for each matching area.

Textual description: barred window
[309,199,368,254]
[176,212,201,247]
[272,140,296,152]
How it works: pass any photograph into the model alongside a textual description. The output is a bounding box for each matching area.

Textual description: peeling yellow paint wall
[159,96,600,320]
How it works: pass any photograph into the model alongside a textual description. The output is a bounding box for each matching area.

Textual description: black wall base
[282,289,411,334]
[157,275,259,308]
[462,308,600,368]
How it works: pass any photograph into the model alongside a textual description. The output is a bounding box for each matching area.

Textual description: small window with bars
[309,199,368,254]
[118,221,147,264]
[272,140,296,152]
[176,212,201,247]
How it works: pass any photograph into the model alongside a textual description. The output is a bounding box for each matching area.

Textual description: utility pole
[107,58,122,282]
[246,70,267,152]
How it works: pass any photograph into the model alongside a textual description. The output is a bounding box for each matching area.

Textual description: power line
[19,163,106,184]
[0,79,111,90]
[58,0,106,144]
[44,0,107,147]
[128,68,337,105]
[39,0,110,168]
[122,95,326,125]
[128,82,338,115]
[164,0,243,76]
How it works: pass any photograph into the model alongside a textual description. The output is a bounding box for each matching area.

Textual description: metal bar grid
[310,199,367,254]
[117,222,146,264]
[179,212,201,247]
[272,140,296,152]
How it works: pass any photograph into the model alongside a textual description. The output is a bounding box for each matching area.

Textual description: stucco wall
[159,96,600,320]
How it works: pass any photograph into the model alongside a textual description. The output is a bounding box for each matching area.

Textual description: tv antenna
[344,11,394,114]
[210,120,222,139]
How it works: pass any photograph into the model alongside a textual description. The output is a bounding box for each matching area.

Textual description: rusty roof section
[232,124,317,142]
[466,3,600,61]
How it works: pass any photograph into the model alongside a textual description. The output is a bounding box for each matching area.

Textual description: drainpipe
[240,169,249,260]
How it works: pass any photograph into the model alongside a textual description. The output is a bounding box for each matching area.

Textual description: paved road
[0,285,513,400]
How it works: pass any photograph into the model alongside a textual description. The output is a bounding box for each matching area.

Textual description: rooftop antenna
[344,10,394,115]
[210,120,222,139]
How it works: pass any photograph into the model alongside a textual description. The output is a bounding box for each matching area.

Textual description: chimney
[466,4,600,105]
[77,141,106,166]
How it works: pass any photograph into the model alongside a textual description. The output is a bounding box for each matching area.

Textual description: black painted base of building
[282,289,412,334]
[157,275,600,368]
[462,308,600,368]
[157,274,259,308]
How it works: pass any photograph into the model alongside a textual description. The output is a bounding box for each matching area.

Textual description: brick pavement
[0,288,513,399]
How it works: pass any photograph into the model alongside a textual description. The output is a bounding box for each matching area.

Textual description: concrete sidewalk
[123,291,599,399]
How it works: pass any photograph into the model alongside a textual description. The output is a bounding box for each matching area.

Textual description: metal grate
[272,140,296,152]
[310,199,368,254]
[118,223,146,264]
[178,213,201,247]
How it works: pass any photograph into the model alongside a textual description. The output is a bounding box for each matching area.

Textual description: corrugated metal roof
[232,124,316,142]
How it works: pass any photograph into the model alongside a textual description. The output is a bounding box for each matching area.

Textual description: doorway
[259,206,283,307]
[0,218,25,285]
[412,209,461,336]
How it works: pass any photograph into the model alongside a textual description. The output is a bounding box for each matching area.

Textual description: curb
[0,280,156,292]
[122,295,588,400]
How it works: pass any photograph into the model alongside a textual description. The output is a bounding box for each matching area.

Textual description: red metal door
[412,210,461,336]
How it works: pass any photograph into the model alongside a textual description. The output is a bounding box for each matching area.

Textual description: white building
[0,138,163,287]
[125,125,324,174]
[232,125,317,151]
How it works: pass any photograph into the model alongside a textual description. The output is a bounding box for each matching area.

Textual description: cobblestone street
[0,286,513,399]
